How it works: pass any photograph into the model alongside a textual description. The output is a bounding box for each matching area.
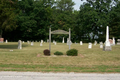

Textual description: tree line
[0,0,120,43]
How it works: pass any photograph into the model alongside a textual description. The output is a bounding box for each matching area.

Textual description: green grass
[0,42,120,73]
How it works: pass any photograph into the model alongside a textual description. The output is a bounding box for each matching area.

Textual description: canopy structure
[51,30,69,34]
[49,28,71,53]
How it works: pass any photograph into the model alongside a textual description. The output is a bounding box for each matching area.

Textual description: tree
[77,0,116,42]
[109,1,120,39]
[0,0,17,38]
[56,0,75,12]
[49,0,76,42]
[10,0,53,41]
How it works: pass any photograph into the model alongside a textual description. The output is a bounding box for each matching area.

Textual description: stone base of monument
[103,46,112,51]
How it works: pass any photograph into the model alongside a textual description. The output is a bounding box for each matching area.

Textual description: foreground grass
[0,42,120,73]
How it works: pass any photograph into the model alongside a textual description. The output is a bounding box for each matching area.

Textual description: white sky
[73,0,86,10]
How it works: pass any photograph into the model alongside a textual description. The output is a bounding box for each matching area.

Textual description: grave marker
[5,40,8,43]
[113,37,115,45]
[41,40,43,43]
[88,43,92,49]
[31,42,34,46]
[18,40,22,49]
[100,42,103,48]
[80,41,83,45]
[62,37,64,43]
[54,42,57,45]
[117,39,120,45]
[40,43,42,46]
[27,41,30,44]
[94,41,97,45]
[103,26,111,51]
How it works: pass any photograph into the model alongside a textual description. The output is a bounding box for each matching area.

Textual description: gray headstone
[47,39,49,43]
[94,41,97,45]
[27,41,30,44]
[40,43,42,46]
[100,42,103,48]
[67,40,72,45]
[18,40,22,49]
[117,39,120,45]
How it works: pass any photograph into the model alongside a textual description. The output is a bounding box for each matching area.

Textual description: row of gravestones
[18,40,44,49]
[17,40,104,49]
[13,38,120,50]
[18,39,58,49]
[28,40,44,46]
[79,41,103,49]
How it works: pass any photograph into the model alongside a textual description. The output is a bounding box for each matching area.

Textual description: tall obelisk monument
[103,26,111,51]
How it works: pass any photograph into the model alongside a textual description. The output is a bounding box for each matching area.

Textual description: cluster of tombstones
[1,37,119,50]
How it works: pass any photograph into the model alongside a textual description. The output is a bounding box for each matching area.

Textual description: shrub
[54,51,63,56]
[66,49,78,56]
[43,49,50,56]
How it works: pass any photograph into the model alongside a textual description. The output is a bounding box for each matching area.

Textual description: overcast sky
[73,0,86,10]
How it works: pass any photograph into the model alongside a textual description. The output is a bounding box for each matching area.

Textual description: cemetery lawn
[0,42,120,73]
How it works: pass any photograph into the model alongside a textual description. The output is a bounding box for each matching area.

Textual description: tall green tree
[110,1,120,39]
[0,0,17,38]
[77,0,116,42]
[56,0,75,12]
[11,0,53,41]
[50,0,76,42]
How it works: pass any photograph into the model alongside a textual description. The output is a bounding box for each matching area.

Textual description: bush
[66,49,78,56]
[54,51,63,56]
[43,49,50,56]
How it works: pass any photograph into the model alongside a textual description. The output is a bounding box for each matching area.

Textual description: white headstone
[22,41,24,43]
[94,41,97,45]
[41,40,43,43]
[31,42,34,46]
[27,41,30,44]
[80,41,83,45]
[5,40,8,43]
[100,42,103,48]
[18,40,22,49]
[88,43,92,49]
[62,37,64,43]
[54,42,57,45]
[40,43,42,46]
[53,40,55,43]
[112,37,115,45]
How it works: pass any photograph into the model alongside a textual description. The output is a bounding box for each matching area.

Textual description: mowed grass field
[0,42,120,73]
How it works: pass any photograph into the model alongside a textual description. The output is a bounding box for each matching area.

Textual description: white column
[49,28,51,53]
[62,37,64,43]
[105,26,110,46]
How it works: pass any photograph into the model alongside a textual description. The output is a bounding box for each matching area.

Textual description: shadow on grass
[0,44,28,49]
